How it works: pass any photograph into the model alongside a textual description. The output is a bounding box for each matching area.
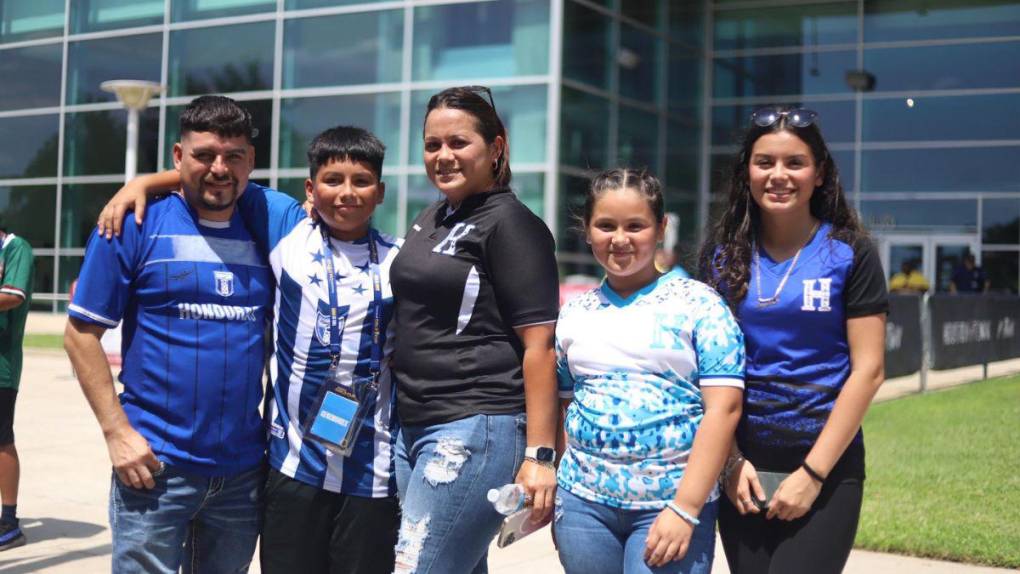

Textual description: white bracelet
[665,502,700,526]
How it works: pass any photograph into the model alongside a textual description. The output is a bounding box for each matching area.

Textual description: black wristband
[801,461,825,483]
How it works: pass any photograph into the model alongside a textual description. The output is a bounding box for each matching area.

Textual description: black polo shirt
[390,187,560,426]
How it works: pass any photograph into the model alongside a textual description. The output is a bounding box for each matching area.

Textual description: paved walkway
[1,312,1015,573]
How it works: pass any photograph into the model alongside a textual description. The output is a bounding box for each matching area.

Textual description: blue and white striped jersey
[238,183,399,497]
[69,194,272,477]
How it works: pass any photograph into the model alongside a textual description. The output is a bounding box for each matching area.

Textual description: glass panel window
[666,120,699,192]
[982,199,1020,245]
[0,186,56,248]
[669,43,700,114]
[618,104,659,173]
[863,94,1020,142]
[410,84,547,166]
[982,251,1019,293]
[0,44,62,111]
[622,0,663,29]
[557,173,593,268]
[0,0,64,43]
[172,0,274,22]
[164,100,271,170]
[619,23,661,105]
[413,0,549,81]
[66,33,162,105]
[861,147,1020,193]
[831,149,855,194]
[60,183,120,248]
[671,2,704,48]
[169,22,274,96]
[860,199,977,233]
[512,172,544,219]
[284,10,402,89]
[714,51,856,98]
[563,1,611,90]
[560,87,610,170]
[286,0,389,8]
[865,0,1020,43]
[712,100,855,146]
[59,255,83,296]
[865,42,1020,92]
[0,115,59,179]
[280,93,401,170]
[65,109,159,176]
[71,0,164,34]
[714,2,857,51]
[32,255,54,301]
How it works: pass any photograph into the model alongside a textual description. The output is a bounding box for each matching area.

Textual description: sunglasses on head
[463,85,497,113]
[751,108,818,128]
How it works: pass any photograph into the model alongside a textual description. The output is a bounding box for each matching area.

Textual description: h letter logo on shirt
[433,223,476,256]
[801,278,832,312]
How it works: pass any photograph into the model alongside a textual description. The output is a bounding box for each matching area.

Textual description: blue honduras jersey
[69,194,272,477]
[556,270,745,509]
[737,222,887,476]
[237,183,399,497]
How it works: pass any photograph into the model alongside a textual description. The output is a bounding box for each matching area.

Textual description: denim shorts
[554,488,718,574]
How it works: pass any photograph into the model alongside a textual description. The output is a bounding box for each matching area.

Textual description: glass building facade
[1,0,1018,310]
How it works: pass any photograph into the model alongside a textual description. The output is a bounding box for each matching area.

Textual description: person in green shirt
[0,226,34,551]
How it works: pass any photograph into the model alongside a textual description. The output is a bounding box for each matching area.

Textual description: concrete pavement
[2,312,1016,573]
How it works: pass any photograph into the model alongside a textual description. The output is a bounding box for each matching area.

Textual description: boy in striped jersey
[102,126,401,574]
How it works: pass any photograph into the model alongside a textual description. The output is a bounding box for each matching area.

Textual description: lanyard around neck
[319,225,383,378]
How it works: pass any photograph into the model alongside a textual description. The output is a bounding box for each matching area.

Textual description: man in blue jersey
[100,126,401,574]
[64,95,272,573]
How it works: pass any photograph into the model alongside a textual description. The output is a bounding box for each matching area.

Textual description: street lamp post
[100,80,163,181]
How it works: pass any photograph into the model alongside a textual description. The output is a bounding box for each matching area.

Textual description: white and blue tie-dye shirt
[555,270,745,510]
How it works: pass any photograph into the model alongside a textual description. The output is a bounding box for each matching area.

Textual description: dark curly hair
[698,106,864,308]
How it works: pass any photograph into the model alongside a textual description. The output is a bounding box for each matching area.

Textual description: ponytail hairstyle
[582,168,665,228]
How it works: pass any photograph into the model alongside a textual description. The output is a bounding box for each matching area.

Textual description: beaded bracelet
[665,502,700,527]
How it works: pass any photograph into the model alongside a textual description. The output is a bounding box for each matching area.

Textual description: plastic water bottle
[487,484,526,515]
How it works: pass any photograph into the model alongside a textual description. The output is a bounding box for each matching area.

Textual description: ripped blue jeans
[393,413,526,574]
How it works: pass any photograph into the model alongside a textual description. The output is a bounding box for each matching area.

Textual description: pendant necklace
[754,221,820,308]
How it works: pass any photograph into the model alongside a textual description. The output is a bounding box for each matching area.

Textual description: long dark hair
[698,106,864,308]
[424,86,511,187]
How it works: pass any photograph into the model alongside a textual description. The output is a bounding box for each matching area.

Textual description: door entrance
[878,234,979,293]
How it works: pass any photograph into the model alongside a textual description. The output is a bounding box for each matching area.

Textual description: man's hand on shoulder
[105,423,162,489]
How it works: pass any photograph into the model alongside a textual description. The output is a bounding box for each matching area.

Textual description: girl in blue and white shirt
[554,169,745,574]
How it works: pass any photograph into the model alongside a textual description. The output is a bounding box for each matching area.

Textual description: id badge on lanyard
[304,227,384,458]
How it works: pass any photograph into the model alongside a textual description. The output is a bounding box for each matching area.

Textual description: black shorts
[260,468,400,574]
[0,388,16,446]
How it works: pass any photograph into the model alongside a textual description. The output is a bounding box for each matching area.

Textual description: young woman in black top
[389,87,560,573]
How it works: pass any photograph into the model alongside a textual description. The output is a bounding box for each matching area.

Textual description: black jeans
[718,478,863,574]
[260,468,400,574]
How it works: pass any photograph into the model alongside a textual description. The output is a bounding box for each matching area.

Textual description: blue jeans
[554,488,718,574]
[393,413,526,574]
[109,464,263,574]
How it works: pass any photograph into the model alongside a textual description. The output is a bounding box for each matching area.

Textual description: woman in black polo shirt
[389,87,560,573]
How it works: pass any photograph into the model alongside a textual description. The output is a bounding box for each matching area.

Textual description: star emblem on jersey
[334,272,344,282]
[355,261,371,274]
[311,251,325,264]
[352,284,367,296]
[214,270,234,297]
[308,273,322,286]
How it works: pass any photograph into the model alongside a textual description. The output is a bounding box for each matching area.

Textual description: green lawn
[858,376,1020,568]
[24,333,64,349]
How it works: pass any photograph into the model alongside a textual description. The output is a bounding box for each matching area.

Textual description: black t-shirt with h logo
[390,187,560,426]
